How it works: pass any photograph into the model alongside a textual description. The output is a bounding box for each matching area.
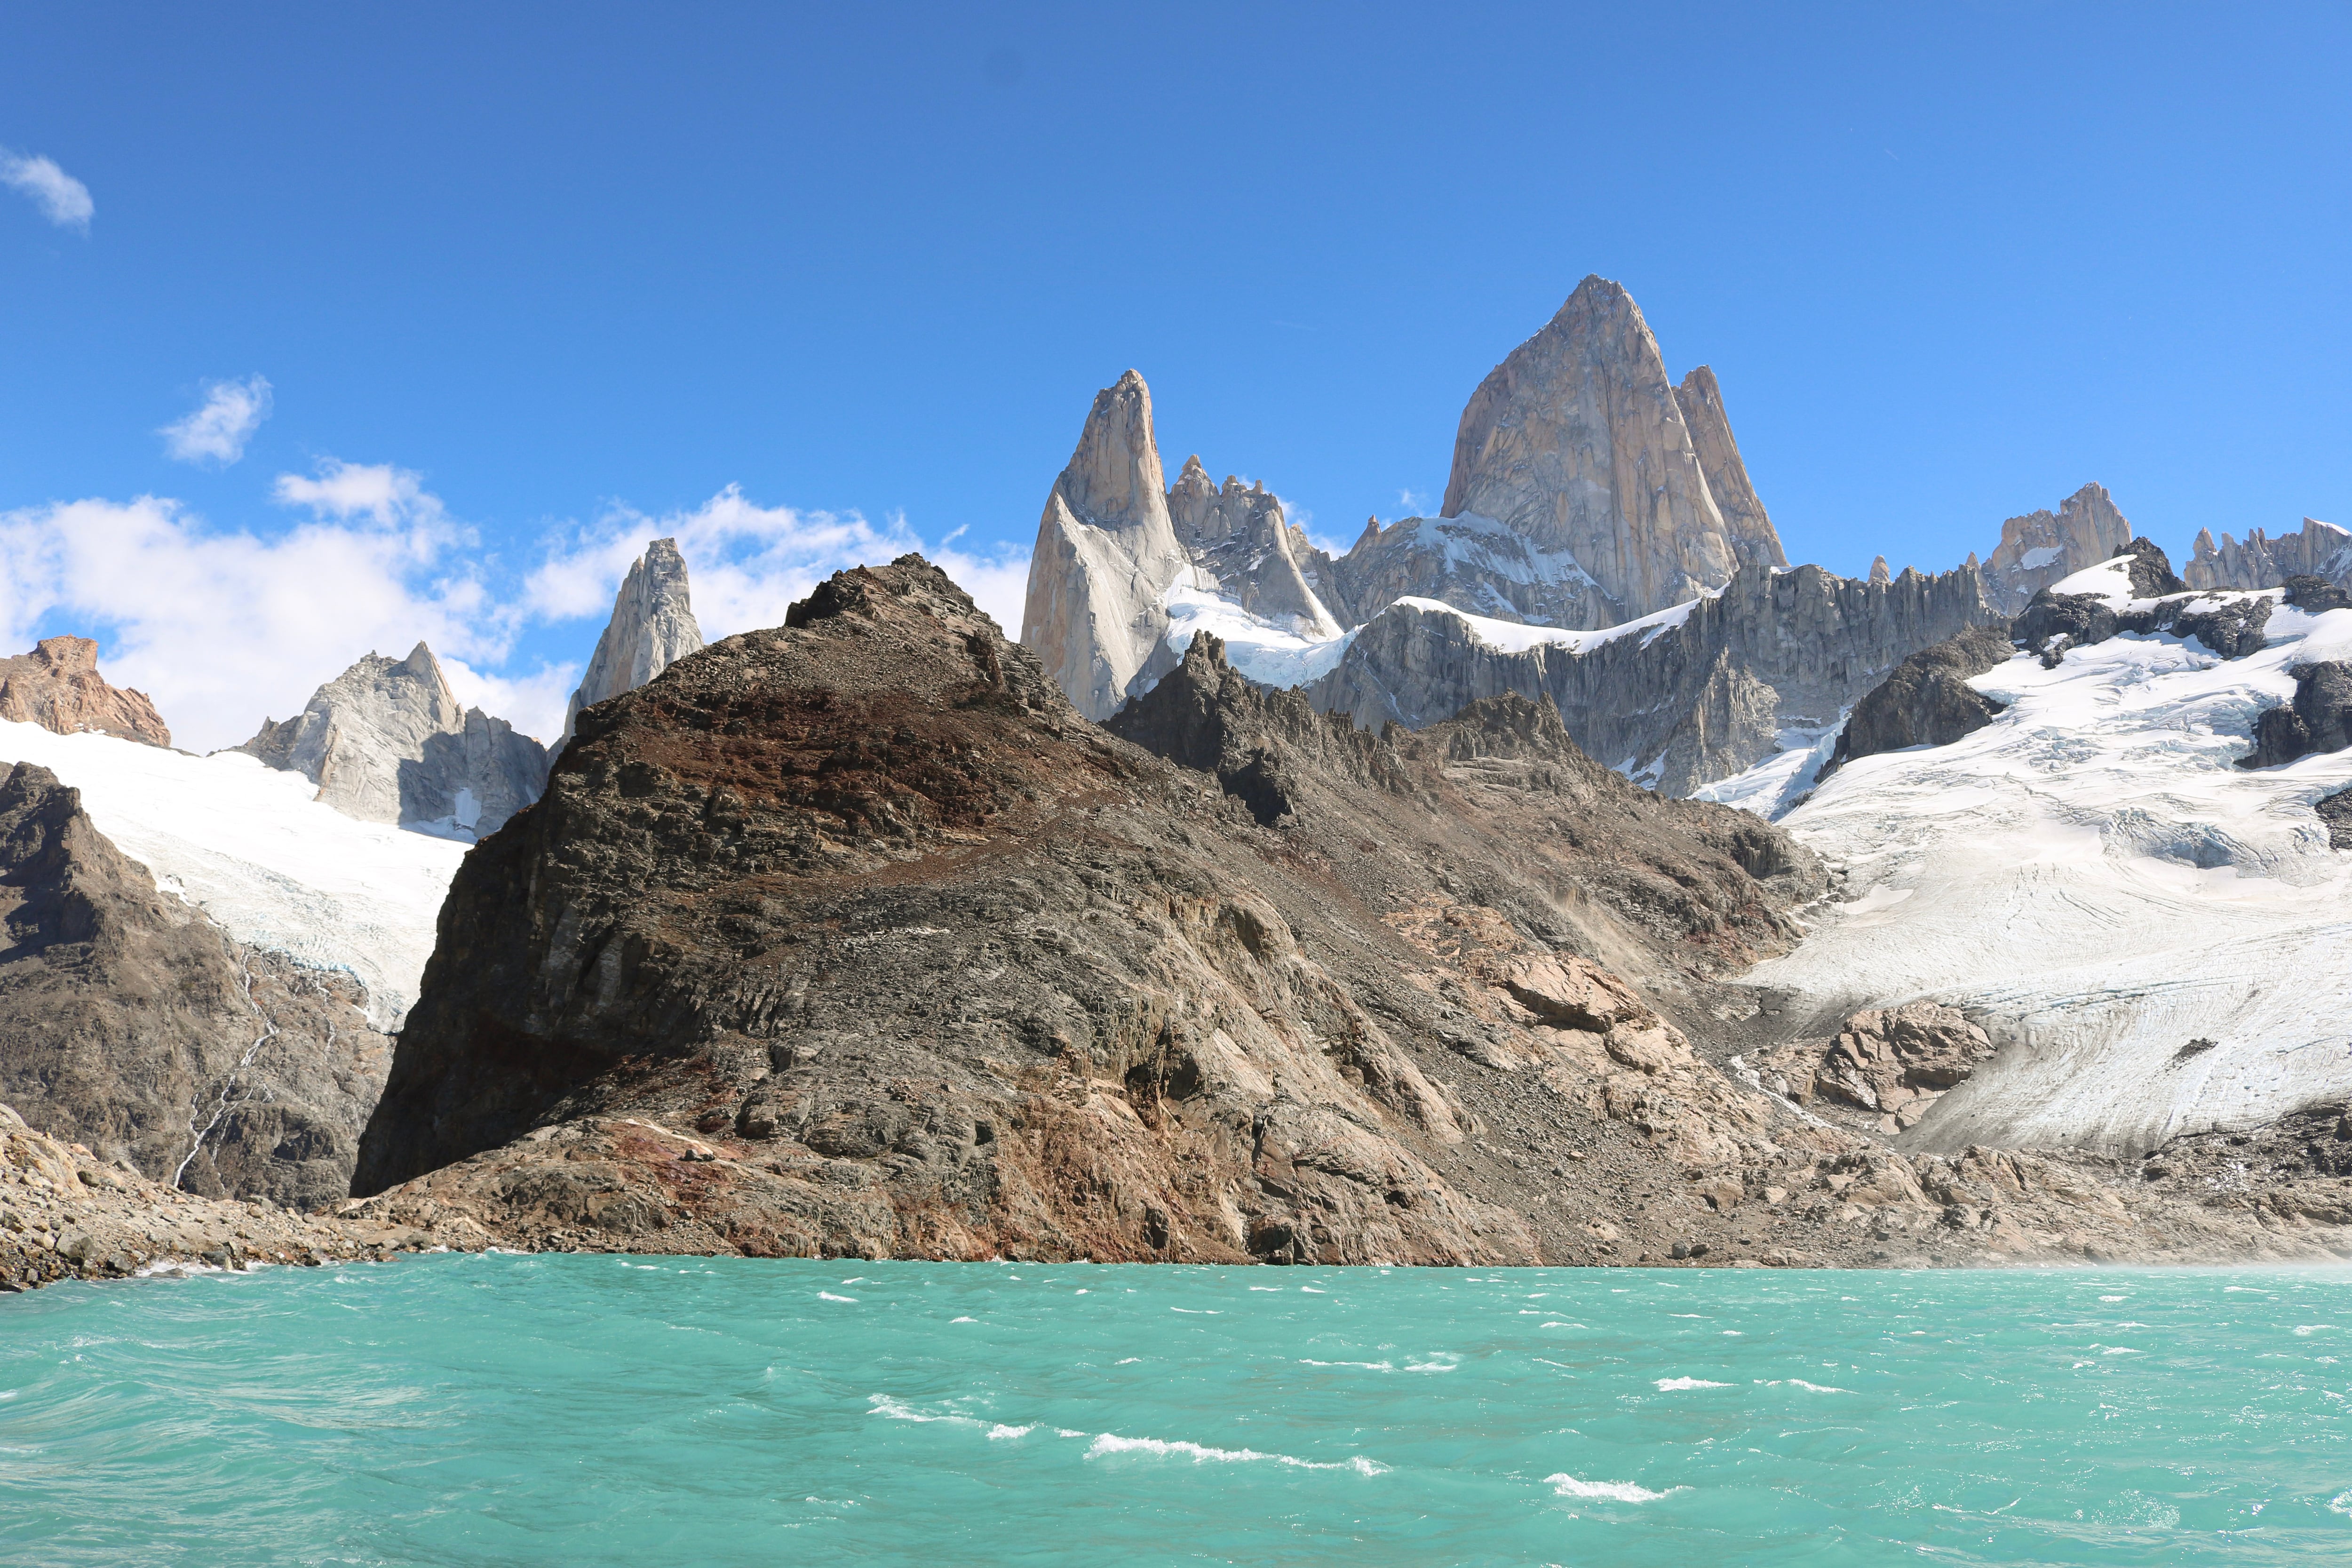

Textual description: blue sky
[3,4,2347,747]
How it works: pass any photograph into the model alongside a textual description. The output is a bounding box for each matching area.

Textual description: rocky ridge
[1311,561,2000,794]
[238,642,548,839]
[560,537,707,748]
[1020,278,1793,734]
[2187,517,2352,592]
[0,637,172,748]
[337,557,2344,1272]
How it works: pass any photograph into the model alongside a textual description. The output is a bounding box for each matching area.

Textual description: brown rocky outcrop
[0,763,394,1209]
[339,557,2346,1271]
[0,637,171,747]
[1747,1003,1998,1133]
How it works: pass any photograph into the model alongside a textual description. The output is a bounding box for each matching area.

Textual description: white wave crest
[1756,1378,1852,1393]
[1654,1377,1732,1391]
[818,1291,858,1303]
[1086,1433,1387,1475]
[1546,1473,1683,1502]
[867,1395,981,1428]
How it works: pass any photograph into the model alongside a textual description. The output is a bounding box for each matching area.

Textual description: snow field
[0,722,464,1026]
[1732,587,2352,1154]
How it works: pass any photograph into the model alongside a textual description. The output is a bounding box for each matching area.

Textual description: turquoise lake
[2,1256,2349,1566]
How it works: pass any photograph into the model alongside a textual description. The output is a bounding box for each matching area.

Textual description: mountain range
[5,277,2351,1288]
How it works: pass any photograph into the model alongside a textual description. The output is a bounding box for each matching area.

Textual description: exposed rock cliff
[1440,277,1748,626]
[2238,661,2352,769]
[1310,562,2001,794]
[238,642,548,839]
[1165,458,1343,641]
[1021,279,1788,733]
[0,637,171,747]
[1018,371,1192,721]
[1979,483,2134,614]
[0,763,392,1208]
[2186,517,2352,591]
[1675,366,1788,572]
[356,556,1829,1264]
[560,537,706,747]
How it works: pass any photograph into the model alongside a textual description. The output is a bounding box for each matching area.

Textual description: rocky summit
[339,557,2334,1270]
[0,636,172,748]
[1438,276,1784,624]
[1018,277,1797,734]
[560,536,707,748]
[239,641,548,839]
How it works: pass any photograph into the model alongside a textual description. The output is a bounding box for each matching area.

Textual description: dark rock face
[2315,786,2352,850]
[0,764,389,1208]
[2012,593,2118,666]
[2121,536,2188,598]
[1823,625,2014,776]
[1310,561,2000,794]
[2239,663,2352,769]
[2285,575,2352,613]
[355,557,1873,1266]
[2013,540,2272,668]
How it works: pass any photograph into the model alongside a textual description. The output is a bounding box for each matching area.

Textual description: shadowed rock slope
[345,558,2342,1268]
[0,763,392,1209]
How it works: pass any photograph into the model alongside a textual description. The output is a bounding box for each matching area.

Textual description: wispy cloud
[0,150,93,232]
[161,376,274,466]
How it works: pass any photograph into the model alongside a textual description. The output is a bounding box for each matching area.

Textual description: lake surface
[2,1255,2348,1565]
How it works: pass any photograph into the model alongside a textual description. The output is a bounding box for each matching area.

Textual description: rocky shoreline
[1,1103,478,1292]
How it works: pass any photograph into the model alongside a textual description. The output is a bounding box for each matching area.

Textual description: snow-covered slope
[1730,571,2352,1157]
[0,722,462,1026]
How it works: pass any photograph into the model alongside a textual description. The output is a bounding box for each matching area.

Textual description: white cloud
[0,489,509,754]
[529,488,1032,642]
[0,467,1033,757]
[161,376,273,466]
[0,150,93,232]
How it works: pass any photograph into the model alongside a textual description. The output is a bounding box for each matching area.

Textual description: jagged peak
[1057,369,1168,531]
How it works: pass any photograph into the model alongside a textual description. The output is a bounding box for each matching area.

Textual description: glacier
[1727,566,2352,1156]
[0,721,462,1026]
